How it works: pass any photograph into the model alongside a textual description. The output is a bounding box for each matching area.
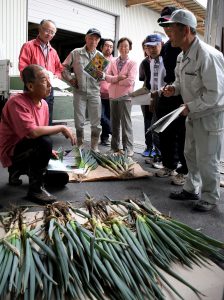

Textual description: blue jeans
[45,88,54,125]
[141,105,160,151]
[101,98,111,141]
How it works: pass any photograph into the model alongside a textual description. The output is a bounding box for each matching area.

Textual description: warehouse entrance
[28,0,116,60]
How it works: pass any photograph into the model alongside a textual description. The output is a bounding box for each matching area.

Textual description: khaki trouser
[110,99,133,152]
[73,91,101,142]
[184,112,224,204]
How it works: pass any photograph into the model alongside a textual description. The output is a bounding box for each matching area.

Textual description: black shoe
[169,189,199,200]
[27,186,57,203]
[193,200,216,212]
[100,139,110,146]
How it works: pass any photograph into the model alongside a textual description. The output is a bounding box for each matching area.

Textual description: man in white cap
[160,9,224,211]
[62,28,102,151]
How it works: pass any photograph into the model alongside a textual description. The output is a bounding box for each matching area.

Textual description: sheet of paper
[47,159,72,172]
[130,87,150,97]
[47,71,70,90]
[147,106,185,133]
[131,93,151,105]
[51,77,70,89]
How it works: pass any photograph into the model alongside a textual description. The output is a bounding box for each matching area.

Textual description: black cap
[86,28,101,38]
[157,6,177,23]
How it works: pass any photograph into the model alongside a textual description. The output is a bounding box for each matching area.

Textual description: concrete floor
[1,116,224,246]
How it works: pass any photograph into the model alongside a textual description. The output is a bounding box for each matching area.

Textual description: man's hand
[61,126,77,145]
[162,85,175,97]
[52,149,59,159]
[180,104,190,116]
[28,125,76,145]
[96,70,104,79]
[69,78,78,88]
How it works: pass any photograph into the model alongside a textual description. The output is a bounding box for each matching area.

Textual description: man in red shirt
[0,64,76,204]
[18,19,63,125]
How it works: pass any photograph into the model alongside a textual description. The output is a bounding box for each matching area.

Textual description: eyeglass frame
[41,26,56,36]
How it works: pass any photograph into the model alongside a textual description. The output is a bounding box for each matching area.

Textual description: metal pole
[204,0,221,46]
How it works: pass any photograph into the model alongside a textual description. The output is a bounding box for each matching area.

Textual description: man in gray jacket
[161,9,224,211]
[62,28,102,151]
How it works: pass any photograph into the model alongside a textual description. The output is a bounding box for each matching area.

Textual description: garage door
[28,0,116,39]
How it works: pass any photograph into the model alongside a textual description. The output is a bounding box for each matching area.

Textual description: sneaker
[169,189,199,200]
[145,158,163,169]
[171,173,187,186]
[149,148,158,158]
[151,161,163,169]
[142,149,151,157]
[220,180,224,187]
[193,200,216,212]
[156,167,177,178]
[100,139,110,146]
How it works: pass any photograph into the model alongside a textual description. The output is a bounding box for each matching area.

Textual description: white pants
[184,112,224,204]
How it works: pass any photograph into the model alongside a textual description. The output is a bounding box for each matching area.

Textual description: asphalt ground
[0,108,224,248]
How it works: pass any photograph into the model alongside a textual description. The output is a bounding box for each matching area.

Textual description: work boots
[91,137,100,152]
[76,129,84,148]
[91,130,100,152]
[8,169,23,186]
[27,171,57,203]
[8,165,27,186]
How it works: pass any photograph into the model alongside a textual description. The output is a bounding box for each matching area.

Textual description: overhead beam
[126,0,205,33]
[126,0,183,7]
[126,0,154,7]
[126,0,205,12]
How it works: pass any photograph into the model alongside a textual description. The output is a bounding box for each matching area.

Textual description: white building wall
[1,0,164,78]
[0,0,27,75]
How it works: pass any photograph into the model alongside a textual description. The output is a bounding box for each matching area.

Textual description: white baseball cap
[159,9,197,29]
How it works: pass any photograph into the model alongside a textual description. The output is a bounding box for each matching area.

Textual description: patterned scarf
[116,57,128,72]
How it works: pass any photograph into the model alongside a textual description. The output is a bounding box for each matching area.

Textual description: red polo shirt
[0,93,49,167]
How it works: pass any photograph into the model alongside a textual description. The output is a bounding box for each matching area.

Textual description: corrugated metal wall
[0,0,27,75]
[28,0,116,39]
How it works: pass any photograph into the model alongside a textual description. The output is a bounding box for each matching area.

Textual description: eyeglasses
[41,27,56,36]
